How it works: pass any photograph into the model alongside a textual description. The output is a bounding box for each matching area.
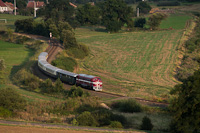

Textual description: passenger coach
[38,52,102,91]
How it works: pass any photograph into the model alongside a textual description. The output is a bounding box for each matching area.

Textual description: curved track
[33,37,169,108]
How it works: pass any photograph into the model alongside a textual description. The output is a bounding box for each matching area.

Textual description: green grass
[0,40,34,81]
[0,14,31,31]
[160,14,192,29]
[75,13,192,100]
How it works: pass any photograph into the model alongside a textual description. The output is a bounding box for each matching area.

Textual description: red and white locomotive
[76,74,102,91]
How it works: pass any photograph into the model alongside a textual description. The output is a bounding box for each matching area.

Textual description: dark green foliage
[76,3,101,25]
[77,111,98,127]
[44,0,75,25]
[136,1,152,14]
[67,86,90,98]
[92,109,127,127]
[147,13,168,30]
[41,78,54,93]
[100,0,133,32]
[0,107,13,118]
[51,56,77,72]
[0,88,26,111]
[54,78,64,93]
[61,29,78,48]
[67,43,89,59]
[141,116,153,130]
[15,19,34,33]
[134,17,146,28]
[109,121,123,128]
[111,99,143,113]
[24,73,41,91]
[92,109,113,126]
[157,1,180,6]
[170,69,200,132]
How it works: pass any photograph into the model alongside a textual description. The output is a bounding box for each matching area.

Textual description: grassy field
[0,40,33,80]
[0,14,31,31]
[0,40,60,102]
[75,13,192,100]
[160,14,192,29]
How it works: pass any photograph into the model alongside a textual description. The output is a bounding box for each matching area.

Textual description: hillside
[75,13,192,100]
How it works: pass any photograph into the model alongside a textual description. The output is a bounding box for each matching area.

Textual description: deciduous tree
[170,69,200,132]
[147,13,167,30]
[100,0,133,33]
[76,3,101,25]
[136,1,152,14]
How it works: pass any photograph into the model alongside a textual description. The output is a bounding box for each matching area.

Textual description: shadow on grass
[9,48,35,79]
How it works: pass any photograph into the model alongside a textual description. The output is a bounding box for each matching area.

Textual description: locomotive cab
[76,74,102,91]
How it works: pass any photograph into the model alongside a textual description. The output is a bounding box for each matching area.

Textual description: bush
[112,99,143,113]
[67,43,89,59]
[134,18,146,28]
[92,109,127,127]
[0,107,13,118]
[51,56,77,72]
[54,78,64,93]
[77,111,98,127]
[141,116,153,131]
[47,118,62,123]
[24,73,41,91]
[0,88,27,111]
[109,121,123,128]
[67,86,89,98]
[41,78,54,93]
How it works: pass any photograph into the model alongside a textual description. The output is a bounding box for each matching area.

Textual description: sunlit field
[75,13,192,100]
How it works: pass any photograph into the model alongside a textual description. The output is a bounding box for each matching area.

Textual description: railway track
[37,38,169,108]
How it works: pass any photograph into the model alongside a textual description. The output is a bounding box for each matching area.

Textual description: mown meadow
[75,13,192,101]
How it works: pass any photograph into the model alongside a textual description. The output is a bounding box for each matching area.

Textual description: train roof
[38,52,48,60]
[78,74,99,79]
[57,69,78,77]
[45,64,61,71]
[38,59,49,65]
[39,52,48,57]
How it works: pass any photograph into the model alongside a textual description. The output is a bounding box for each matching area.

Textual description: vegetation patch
[51,56,77,72]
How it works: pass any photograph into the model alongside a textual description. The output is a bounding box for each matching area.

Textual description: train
[38,52,102,91]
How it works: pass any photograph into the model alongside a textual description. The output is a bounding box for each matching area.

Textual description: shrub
[0,88,27,111]
[112,99,143,113]
[0,107,13,118]
[141,116,153,131]
[134,18,146,28]
[67,86,89,98]
[24,73,41,91]
[67,43,89,59]
[0,59,6,71]
[92,109,113,126]
[77,111,98,127]
[41,78,54,93]
[109,121,123,128]
[54,78,64,93]
[92,109,127,127]
[71,118,79,126]
[51,57,77,72]
[47,118,62,123]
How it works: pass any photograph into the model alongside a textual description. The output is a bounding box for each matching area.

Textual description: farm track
[28,34,169,108]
